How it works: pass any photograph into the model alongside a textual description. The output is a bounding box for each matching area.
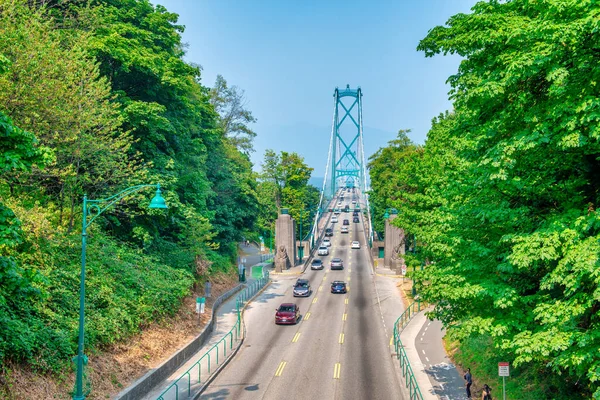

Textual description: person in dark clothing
[464,368,473,399]
[481,384,492,400]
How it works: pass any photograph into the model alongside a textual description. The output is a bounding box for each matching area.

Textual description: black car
[353,217,360,223]
[293,279,311,297]
[353,211,359,217]
[331,281,347,294]
[343,219,349,225]
[311,258,324,270]
[325,228,334,237]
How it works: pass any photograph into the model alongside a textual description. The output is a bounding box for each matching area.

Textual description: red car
[275,303,300,325]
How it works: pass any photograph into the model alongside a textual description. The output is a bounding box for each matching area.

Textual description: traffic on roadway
[200,190,404,400]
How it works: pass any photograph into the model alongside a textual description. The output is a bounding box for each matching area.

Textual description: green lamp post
[74,184,167,400]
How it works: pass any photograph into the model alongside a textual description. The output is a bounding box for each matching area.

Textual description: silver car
[318,246,329,256]
[330,257,344,270]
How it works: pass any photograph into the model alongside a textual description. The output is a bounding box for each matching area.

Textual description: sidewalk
[142,277,254,400]
[376,265,464,400]
[400,312,438,400]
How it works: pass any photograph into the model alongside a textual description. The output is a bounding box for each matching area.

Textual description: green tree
[210,74,257,155]
[400,1,600,396]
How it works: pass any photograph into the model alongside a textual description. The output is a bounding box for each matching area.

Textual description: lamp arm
[84,184,157,228]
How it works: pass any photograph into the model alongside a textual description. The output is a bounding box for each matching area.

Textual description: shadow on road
[425,363,466,400]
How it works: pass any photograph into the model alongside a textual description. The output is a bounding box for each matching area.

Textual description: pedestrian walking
[463,368,473,399]
[481,384,492,400]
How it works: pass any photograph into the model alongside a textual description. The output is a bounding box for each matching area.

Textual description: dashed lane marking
[292,333,301,343]
[333,363,341,379]
[345,298,349,305]
[312,297,318,304]
[305,312,311,320]
[339,333,344,344]
[275,361,287,377]
[342,313,347,321]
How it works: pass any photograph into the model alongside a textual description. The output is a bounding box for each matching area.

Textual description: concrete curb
[115,284,243,400]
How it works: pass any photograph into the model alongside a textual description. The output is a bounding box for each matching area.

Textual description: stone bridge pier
[274,209,297,272]
[384,211,405,275]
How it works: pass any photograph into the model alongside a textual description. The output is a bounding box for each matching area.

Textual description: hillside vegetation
[0,0,319,396]
[369,1,600,398]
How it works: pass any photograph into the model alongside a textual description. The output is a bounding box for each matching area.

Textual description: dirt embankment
[2,272,239,400]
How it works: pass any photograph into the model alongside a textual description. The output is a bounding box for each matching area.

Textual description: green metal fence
[156,271,270,400]
[392,300,425,400]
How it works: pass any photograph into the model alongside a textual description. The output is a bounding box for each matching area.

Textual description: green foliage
[369,1,600,397]
[0,0,260,378]
[448,330,582,400]
[210,74,258,155]
[258,150,319,239]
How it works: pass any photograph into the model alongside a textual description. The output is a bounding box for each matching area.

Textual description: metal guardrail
[259,253,274,262]
[156,272,270,400]
[393,301,425,400]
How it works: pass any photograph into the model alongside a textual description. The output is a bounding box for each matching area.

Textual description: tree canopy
[369,1,600,397]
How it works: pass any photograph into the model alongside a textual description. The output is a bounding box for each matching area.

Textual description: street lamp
[74,184,167,400]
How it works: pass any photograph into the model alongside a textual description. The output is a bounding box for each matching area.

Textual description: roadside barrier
[156,271,270,400]
[393,300,425,400]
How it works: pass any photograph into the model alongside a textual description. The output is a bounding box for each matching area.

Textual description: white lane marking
[424,326,428,332]
[427,322,431,327]
[425,357,430,362]
[420,337,423,341]
[422,350,426,355]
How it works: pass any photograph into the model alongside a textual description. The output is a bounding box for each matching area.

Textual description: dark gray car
[311,258,324,270]
[293,279,311,297]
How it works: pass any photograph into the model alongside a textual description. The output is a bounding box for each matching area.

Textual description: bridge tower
[323,85,368,197]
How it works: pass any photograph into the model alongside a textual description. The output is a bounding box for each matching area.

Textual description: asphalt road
[415,320,466,400]
[200,199,404,400]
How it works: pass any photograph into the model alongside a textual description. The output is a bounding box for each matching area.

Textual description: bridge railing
[392,300,425,400]
[156,272,270,400]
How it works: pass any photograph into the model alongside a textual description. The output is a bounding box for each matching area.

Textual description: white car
[331,216,338,223]
[323,238,331,247]
[351,241,360,249]
[352,200,357,204]
[341,226,349,234]
[318,246,329,256]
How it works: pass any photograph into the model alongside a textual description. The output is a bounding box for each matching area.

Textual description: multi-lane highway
[200,192,404,400]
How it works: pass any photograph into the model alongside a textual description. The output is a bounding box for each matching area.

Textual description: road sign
[498,362,509,377]
[401,266,407,276]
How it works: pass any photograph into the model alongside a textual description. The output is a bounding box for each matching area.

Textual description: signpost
[498,362,509,400]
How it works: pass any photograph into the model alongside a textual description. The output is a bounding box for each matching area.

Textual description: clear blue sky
[156,0,477,176]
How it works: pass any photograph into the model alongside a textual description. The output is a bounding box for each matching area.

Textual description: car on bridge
[351,241,360,249]
[341,226,349,233]
[323,238,331,247]
[275,303,300,325]
[353,211,359,216]
[353,217,360,223]
[331,216,338,223]
[343,219,349,225]
[318,246,329,256]
[330,257,344,270]
[293,279,311,297]
[311,258,324,270]
[330,281,347,294]
[325,228,334,237]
